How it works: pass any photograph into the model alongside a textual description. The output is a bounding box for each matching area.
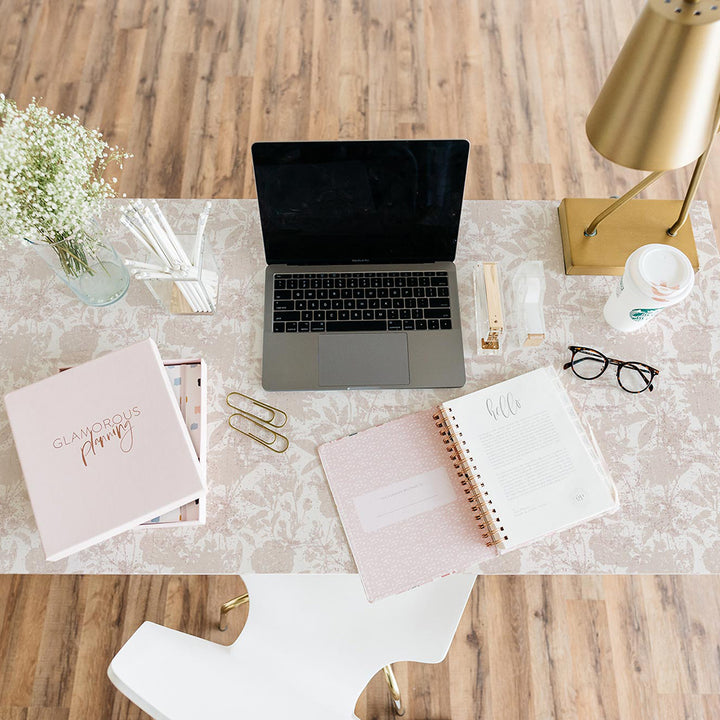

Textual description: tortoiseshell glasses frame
[563,345,659,393]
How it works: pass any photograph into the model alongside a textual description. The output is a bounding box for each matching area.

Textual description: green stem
[41,229,94,279]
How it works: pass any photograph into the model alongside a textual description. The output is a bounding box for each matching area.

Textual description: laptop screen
[252,140,469,265]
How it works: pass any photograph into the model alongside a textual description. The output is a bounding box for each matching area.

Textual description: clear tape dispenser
[512,261,546,347]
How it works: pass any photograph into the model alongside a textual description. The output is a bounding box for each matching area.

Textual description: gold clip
[228,412,289,453]
[226,392,287,428]
[226,392,289,453]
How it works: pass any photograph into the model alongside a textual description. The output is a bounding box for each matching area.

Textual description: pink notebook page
[319,408,495,602]
[439,366,618,551]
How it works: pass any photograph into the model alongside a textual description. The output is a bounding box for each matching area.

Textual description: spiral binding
[433,406,507,549]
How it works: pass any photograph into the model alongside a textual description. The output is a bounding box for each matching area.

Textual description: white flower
[0,97,131,258]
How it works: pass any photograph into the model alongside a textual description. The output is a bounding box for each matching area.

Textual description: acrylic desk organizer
[138,233,219,315]
[122,201,218,315]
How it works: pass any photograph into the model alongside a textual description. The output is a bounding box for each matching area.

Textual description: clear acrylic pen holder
[142,233,219,315]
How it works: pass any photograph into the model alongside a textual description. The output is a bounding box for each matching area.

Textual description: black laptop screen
[252,140,469,265]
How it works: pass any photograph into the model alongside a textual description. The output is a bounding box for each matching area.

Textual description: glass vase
[26,232,130,307]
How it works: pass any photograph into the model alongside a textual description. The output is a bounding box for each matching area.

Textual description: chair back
[108,573,475,719]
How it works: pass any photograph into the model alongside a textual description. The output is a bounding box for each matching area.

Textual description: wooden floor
[1,1,719,718]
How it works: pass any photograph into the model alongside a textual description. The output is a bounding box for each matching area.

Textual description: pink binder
[4,338,206,561]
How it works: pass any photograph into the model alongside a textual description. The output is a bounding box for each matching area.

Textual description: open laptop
[253,139,469,391]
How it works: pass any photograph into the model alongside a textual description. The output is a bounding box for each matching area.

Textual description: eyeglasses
[563,346,659,393]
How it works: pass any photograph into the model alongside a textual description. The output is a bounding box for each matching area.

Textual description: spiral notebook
[318,366,618,602]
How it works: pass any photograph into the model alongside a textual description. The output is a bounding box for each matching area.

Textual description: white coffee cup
[603,244,695,332]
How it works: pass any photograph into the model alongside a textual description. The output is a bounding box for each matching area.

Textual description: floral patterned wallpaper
[1,200,718,576]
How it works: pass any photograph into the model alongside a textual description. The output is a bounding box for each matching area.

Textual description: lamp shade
[586,0,720,171]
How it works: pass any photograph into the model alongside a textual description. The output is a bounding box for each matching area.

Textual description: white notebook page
[441,366,617,549]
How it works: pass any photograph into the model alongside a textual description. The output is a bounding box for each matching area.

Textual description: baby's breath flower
[0,96,132,276]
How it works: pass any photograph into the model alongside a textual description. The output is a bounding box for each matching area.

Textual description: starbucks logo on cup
[605,244,694,332]
[629,307,661,322]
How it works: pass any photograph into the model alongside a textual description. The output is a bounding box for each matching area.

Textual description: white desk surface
[1,199,719,575]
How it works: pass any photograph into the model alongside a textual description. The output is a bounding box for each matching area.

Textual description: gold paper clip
[225,392,289,453]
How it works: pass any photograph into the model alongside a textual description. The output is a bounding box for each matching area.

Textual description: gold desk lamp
[559,0,720,275]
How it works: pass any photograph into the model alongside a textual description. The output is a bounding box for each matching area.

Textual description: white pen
[139,203,185,269]
[193,201,212,269]
[151,200,193,268]
[149,202,207,314]
[194,255,214,312]
[134,271,178,281]
[126,202,174,267]
[120,215,162,259]
[124,259,173,273]
[129,201,167,258]
[175,279,208,313]
[192,202,214,311]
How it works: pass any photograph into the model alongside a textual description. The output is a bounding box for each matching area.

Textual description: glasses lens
[570,349,606,379]
[618,363,653,393]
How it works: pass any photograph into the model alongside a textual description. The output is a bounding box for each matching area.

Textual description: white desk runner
[1,200,718,575]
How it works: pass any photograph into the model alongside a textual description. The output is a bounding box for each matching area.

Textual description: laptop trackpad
[318,333,410,387]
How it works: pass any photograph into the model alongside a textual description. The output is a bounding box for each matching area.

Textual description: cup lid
[629,244,695,304]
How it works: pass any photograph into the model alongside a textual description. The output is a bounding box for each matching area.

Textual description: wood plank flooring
[1,1,719,718]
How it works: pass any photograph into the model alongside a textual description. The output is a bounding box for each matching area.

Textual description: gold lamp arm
[667,142,715,236]
[584,170,666,237]
[668,95,720,236]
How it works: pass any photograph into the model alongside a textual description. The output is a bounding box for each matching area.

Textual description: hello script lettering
[486,392,522,421]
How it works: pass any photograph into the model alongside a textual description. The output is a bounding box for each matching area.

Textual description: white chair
[108,573,475,719]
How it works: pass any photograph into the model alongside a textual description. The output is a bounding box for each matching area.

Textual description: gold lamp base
[558,198,700,275]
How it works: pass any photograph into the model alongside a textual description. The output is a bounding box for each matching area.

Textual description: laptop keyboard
[272,271,453,333]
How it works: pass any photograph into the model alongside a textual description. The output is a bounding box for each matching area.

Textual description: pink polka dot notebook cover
[319,366,617,602]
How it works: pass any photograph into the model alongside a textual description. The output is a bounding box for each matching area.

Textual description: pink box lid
[4,338,206,561]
